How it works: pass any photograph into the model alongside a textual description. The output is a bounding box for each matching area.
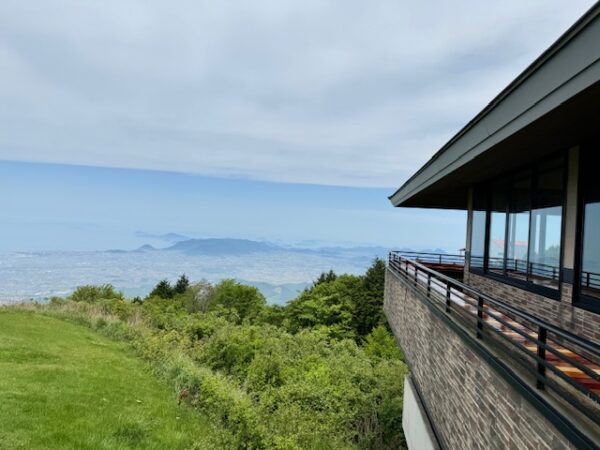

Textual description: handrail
[390,251,600,358]
[392,250,465,258]
[471,255,561,281]
[470,254,600,289]
[393,251,465,266]
[388,251,600,427]
[581,270,600,291]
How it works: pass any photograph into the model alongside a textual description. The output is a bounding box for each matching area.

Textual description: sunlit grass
[0,309,216,450]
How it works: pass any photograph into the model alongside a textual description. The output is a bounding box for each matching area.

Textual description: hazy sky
[0,1,595,251]
[0,161,467,251]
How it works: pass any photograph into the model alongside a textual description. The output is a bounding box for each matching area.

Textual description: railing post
[414,266,418,287]
[586,272,591,288]
[427,273,431,296]
[445,283,451,313]
[439,254,442,264]
[476,296,484,339]
[537,327,547,390]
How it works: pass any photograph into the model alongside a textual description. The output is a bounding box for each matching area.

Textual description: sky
[0,161,466,251]
[0,0,595,251]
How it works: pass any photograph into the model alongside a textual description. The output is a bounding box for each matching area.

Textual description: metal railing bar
[397,263,600,387]
[390,252,600,357]
[445,288,600,405]
[481,318,600,398]
[389,252,600,413]
[401,259,600,384]
[394,260,600,402]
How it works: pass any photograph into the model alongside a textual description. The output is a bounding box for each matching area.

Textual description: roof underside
[389,3,600,210]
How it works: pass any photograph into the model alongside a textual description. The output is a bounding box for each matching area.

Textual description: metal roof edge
[389,2,600,206]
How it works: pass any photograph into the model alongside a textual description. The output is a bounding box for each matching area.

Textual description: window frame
[573,141,600,314]
[469,152,567,301]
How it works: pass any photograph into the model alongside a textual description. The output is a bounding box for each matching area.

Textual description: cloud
[0,0,595,187]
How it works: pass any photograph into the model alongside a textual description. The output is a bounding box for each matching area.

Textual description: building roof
[389,3,600,209]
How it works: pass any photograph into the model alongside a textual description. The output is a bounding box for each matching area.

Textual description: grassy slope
[0,310,215,450]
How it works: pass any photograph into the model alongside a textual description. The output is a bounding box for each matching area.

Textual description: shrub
[34,261,407,450]
[49,296,66,305]
[69,284,123,303]
[177,280,214,313]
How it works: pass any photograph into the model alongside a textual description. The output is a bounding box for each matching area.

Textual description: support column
[561,146,580,303]
[465,187,474,278]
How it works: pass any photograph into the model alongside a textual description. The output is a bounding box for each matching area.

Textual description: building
[384,4,600,449]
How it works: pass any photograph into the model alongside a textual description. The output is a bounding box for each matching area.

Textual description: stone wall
[384,268,575,449]
[464,271,600,348]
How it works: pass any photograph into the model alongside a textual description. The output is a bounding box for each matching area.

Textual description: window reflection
[507,172,531,281]
[488,180,508,276]
[529,164,563,288]
[470,190,486,270]
[581,202,600,298]
[473,157,564,292]
[580,149,600,300]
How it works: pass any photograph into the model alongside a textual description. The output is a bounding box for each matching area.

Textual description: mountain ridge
[166,238,281,255]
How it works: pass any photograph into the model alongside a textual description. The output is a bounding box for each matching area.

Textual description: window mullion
[503,184,510,277]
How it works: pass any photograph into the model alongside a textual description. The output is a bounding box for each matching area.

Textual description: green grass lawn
[0,309,217,450]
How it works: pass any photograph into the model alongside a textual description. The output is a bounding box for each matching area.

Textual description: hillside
[3,260,407,449]
[0,310,222,450]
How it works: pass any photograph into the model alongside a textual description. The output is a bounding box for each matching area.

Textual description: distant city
[0,233,446,305]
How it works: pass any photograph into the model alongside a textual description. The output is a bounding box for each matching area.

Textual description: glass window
[470,188,486,270]
[580,150,600,301]
[487,180,508,275]
[581,203,600,299]
[507,172,531,281]
[472,156,565,294]
[529,163,563,288]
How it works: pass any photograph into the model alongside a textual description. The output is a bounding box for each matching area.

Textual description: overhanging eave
[390,4,600,209]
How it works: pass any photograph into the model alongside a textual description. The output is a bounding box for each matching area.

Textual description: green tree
[174,274,190,295]
[363,325,403,361]
[207,279,266,322]
[149,279,174,299]
[354,258,387,339]
[285,274,361,340]
[313,269,337,287]
[260,304,286,327]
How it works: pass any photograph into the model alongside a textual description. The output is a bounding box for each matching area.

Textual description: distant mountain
[119,238,449,259]
[134,238,393,258]
[166,238,281,255]
[135,244,157,252]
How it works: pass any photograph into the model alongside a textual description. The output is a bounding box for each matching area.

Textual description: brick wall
[385,268,575,449]
[464,271,600,347]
